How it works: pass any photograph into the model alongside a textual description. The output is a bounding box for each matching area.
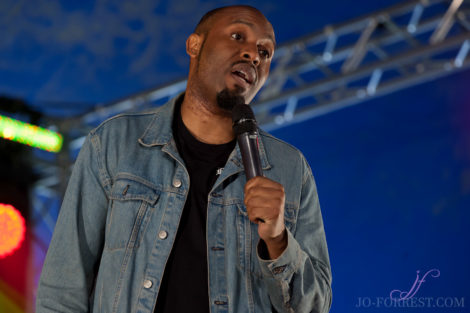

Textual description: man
[36,5,332,313]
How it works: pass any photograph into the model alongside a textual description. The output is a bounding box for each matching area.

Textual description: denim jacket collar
[137,92,272,173]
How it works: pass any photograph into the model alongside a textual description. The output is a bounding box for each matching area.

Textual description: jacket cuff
[257,228,302,280]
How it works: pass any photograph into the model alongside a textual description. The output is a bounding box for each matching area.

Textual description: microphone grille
[232,104,258,136]
[232,104,255,123]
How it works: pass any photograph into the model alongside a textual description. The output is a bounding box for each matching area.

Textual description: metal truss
[64,0,470,140]
[255,0,470,130]
[30,0,470,230]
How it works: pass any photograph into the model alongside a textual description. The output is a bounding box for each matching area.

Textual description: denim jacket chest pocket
[235,202,298,277]
[106,176,160,250]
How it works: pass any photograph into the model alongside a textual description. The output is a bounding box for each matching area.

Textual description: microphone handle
[237,131,263,180]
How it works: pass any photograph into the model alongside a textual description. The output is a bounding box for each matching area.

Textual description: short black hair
[194,5,261,35]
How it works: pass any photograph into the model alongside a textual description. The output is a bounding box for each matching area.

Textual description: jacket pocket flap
[110,177,160,205]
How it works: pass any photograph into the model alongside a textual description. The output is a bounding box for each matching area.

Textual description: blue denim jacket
[36,94,332,313]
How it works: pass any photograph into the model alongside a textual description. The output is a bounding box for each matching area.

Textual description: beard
[216,86,245,113]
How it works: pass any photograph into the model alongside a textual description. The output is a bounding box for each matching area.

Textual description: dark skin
[181,6,287,259]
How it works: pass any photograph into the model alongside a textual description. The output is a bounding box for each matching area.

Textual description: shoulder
[258,128,312,181]
[90,107,162,136]
[87,102,173,145]
[259,128,308,166]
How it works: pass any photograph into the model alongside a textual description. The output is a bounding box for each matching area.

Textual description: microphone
[232,104,263,180]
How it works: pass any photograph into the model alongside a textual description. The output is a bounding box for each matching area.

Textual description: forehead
[209,7,275,43]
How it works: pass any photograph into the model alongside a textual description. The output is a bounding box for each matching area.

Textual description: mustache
[232,60,253,67]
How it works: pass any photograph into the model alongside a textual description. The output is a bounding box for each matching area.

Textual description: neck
[180,90,235,144]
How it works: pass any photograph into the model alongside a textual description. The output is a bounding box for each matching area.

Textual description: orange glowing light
[0,204,26,258]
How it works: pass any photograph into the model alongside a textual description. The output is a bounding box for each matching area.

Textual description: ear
[186,33,202,58]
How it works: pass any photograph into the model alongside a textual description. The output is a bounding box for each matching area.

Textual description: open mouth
[231,70,253,85]
[230,62,256,86]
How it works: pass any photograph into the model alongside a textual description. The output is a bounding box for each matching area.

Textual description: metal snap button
[143,279,153,289]
[172,178,182,188]
[158,230,168,240]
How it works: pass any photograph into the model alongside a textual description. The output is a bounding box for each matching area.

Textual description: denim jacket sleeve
[36,132,110,312]
[257,154,332,313]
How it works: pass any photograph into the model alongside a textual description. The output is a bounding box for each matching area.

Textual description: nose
[241,45,260,66]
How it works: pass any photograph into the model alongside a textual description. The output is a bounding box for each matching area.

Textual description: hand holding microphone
[232,104,287,259]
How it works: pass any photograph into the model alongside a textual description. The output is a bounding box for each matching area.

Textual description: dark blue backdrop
[273,69,470,312]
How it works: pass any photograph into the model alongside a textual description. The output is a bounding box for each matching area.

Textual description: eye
[258,48,270,59]
[231,33,242,40]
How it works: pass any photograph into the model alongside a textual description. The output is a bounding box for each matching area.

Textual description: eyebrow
[229,19,276,46]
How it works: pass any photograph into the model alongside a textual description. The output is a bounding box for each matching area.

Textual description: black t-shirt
[154,102,236,313]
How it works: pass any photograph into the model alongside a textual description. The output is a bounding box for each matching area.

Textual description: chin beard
[216,87,245,113]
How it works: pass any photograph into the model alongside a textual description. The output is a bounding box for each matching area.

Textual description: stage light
[0,204,26,258]
[0,114,63,152]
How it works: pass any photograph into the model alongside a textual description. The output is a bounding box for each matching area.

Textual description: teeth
[234,70,249,83]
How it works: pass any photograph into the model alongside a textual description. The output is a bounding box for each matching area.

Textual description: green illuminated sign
[0,114,63,152]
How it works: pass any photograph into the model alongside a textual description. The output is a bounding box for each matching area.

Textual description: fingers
[244,176,283,191]
[244,176,285,225]
[244,177,285,200]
